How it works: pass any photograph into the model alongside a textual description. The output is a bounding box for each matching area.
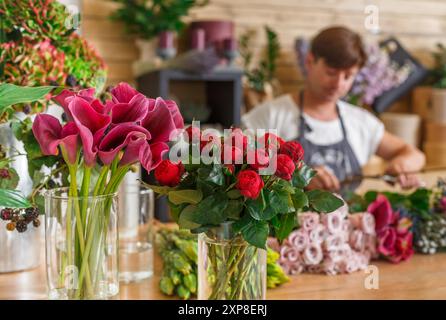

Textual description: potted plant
[430,43,446,123]
[239,26,281,112]
[109,0,208,62]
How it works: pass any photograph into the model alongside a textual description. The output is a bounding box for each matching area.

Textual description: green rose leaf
[227,189,242,199]
[168,189,203,205]
[224,199,244,220]
[275,212,297,242]
[191,192,229,225]
[140,182,173,196]
[178,205,201,229]
[291,189,308,210]
[306,189,344,213]
[197,165,225,186]
[232,213,253,234]
[241,219,269,249]
[246,191,266,220]
[267,188,289,215]
[291,163,316,189]
[0,189,31,208]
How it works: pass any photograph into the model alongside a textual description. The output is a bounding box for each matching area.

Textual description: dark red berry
[1,208,13,221]
[23,104,31,114]
[0,168,11,179]
[24,207,39,222]
[16,220,27,233]
[65,74,77,87]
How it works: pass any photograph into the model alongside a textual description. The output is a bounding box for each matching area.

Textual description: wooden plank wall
[81,0,446,95]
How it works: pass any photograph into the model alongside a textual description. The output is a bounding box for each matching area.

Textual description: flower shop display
[269,205,377,275]
[0,84,53,273]
[0,0,106,116]
[146,128,344,300]
[156,227,289,300]
[347,179,446,259]
[31,82,184,299]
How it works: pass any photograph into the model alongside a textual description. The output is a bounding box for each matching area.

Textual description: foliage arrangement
[109,0,208,40]
[346,179,446,258]
[0,84,53,233]
[0,0,106,117]
[239,26,281,93]
[430,43,446,88]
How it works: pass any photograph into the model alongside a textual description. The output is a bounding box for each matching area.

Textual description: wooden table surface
[1,171,446,300]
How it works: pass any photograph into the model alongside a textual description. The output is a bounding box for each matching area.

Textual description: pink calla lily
[32,114,79,164]
[53,88,96,120]
[165,99,184,130]
[120,134,148,166]
[98,124,150,165]
[142,97,183,143]
[111,82,139,104]
[111,94,149,125]
[68,97,111,167]
[138,141,169,171]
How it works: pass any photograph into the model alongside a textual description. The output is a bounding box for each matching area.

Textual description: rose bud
[154,159,185,187]
[279,141,304,163]
[236,169,264,199]
[275,154,296,180]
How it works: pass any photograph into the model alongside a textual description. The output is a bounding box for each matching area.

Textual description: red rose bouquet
[146,126,344,299]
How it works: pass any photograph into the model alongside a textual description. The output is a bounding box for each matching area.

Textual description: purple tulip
[32,114,79,164]
[98,124,151,165]
[68,97,111,167]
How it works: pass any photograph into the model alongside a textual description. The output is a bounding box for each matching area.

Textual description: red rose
[247,148,269,170]
[200,132,219,152]
[275,154,295,180]
[236,170,264,199]
[154,159,184,187]
[279,141,304,163]
[184,125,201,144]
[224,128,248,152]
[221,144,244,164]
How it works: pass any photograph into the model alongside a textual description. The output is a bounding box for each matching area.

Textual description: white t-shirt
[241,94,385,166]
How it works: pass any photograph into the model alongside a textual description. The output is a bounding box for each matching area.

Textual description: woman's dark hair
[311,26,367,69]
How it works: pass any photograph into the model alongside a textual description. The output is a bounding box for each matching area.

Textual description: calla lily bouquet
[33,82,183,199]
[32,82,183,298]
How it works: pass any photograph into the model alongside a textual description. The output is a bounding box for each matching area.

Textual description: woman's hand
[386,160,425,189]
[307,165,340,191]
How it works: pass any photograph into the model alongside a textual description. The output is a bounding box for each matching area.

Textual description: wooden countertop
[1,171,446,300]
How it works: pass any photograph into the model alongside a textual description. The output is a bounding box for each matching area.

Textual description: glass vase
[197,223,266,300]
[45,188,119,300]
